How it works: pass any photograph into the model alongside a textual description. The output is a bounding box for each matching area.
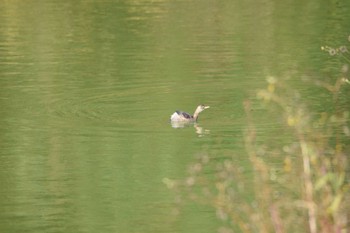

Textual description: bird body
[170,105,210,122]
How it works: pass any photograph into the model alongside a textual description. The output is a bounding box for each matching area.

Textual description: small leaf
[327,193,343,214]
[315,173,335,191]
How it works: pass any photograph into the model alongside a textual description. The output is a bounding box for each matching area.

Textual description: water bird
[170,105,210,122]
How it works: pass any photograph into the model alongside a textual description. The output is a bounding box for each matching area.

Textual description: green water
[1,1,349,233]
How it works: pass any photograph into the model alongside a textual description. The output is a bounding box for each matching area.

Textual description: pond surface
[1,1,350,233]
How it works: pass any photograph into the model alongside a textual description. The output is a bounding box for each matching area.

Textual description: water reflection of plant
[164,38,350,233]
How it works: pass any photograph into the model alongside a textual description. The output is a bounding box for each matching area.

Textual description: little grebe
[170,105,210,122]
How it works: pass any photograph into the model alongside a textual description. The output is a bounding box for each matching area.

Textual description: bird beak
[204,106,210,109]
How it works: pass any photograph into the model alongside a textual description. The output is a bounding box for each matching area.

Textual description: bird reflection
[170,121,210,136]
